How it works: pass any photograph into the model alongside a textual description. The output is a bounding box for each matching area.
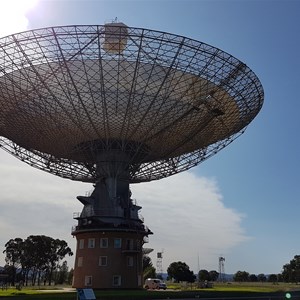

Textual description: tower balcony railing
[71,220,152,235]
[73,209,145,221]
[73,209,124,219]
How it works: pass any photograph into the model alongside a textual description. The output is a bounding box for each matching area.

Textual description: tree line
[144,255,300,284]
[230,255,300,283]
[1,235,73,286]
[3,236,300,286]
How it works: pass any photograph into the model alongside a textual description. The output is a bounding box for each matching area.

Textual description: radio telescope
[0,23,263,288]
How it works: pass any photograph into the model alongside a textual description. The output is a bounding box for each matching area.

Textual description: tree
[167,261,196,283]
[209,270,219,281]
[43,238,73,285]
[3,265,16,286]
[144,266,156,280]
[143,256,156,280]
[3,235,73,286]
[3,238,24,285]
[277,273,283,282]
[249,274,258,282]
[24,235,50,286]
[268,274,278,283]
[257,273,267,282]
[55,261,69,284]
[143,256,153,270]
[233,271,249,282]
[67,268,74,285]
[198,269,210,281]
[282,255,300,283]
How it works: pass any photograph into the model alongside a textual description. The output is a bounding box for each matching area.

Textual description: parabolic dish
[0,24,264,183]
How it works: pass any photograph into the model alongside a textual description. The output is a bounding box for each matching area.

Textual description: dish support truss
[0,25,264,183]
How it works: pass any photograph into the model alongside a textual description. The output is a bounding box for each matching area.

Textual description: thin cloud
[132,172,250,272]
[0,151,85,266]
[0,151,249,273]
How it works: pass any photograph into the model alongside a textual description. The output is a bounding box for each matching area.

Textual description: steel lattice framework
[0,24,264,183]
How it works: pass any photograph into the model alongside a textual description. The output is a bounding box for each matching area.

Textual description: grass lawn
[0,282,299,299]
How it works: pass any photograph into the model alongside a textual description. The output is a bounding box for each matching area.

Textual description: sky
[0,0,299,276]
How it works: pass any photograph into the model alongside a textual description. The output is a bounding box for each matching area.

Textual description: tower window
[99,256,108,266]
[114,238,121,248]
[100,238,108,248]
[136,239,141,250]
[126,239,134,250]
[127,256,134,267]
[78,257,83,267]
[79,239,84,249]
[112,275,121,286]
[85,275,92,286]
[88,238,95,248]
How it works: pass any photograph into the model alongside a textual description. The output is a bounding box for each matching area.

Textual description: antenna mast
[218,256,226,282]
[156,250,164,277]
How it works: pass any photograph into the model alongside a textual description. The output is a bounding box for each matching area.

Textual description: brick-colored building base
[72,230,147,289]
